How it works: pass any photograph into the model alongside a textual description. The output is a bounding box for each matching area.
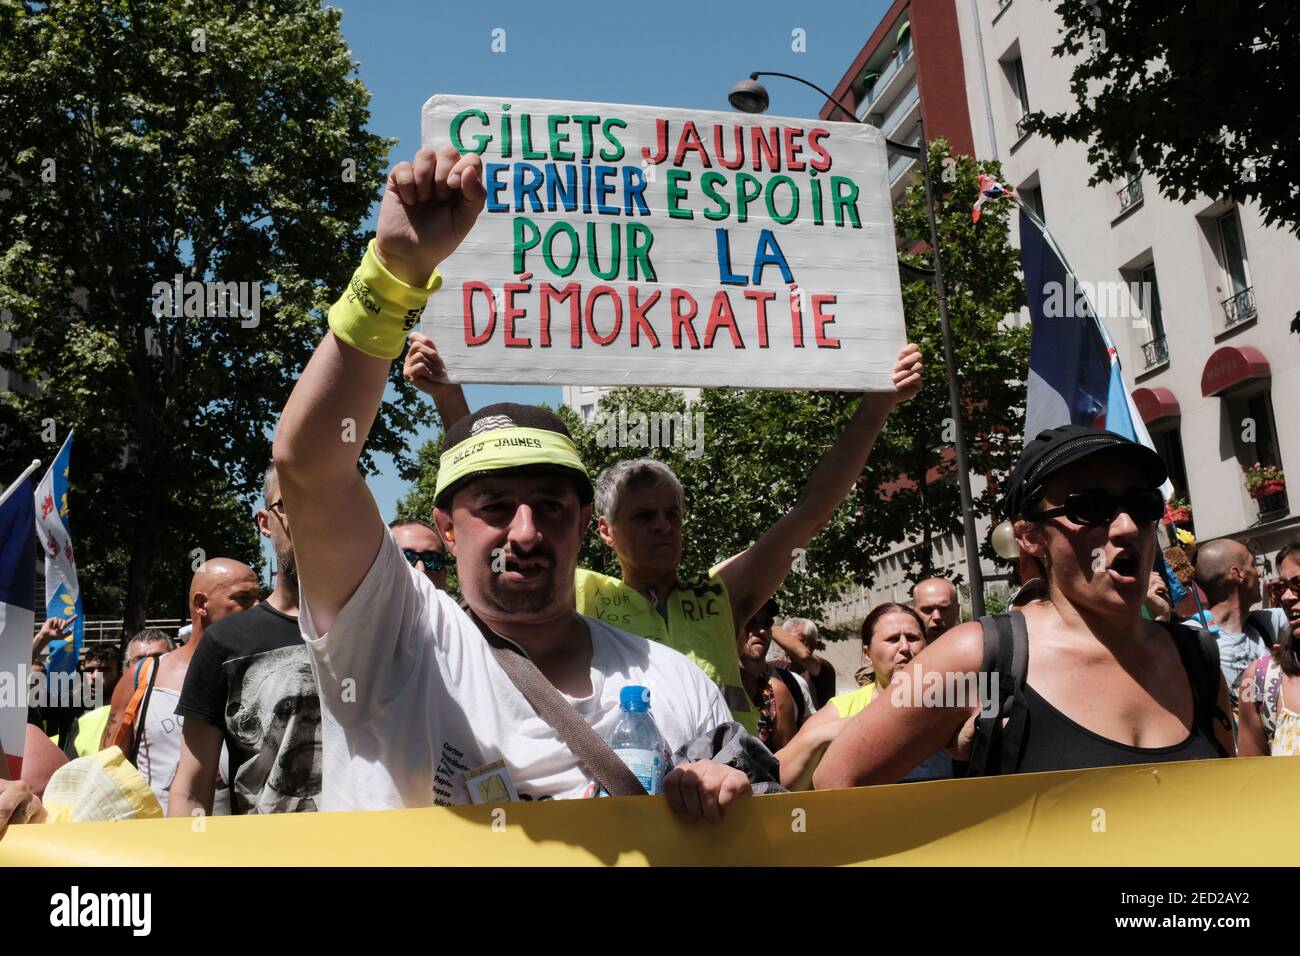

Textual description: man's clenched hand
[663,759,751,825]
[375,146,487,287]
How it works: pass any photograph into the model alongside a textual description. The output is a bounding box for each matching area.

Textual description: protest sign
[419,95,906,391]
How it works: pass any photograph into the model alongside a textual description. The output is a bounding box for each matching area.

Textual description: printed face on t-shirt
[439,474,590,619]
[225,645,322,812]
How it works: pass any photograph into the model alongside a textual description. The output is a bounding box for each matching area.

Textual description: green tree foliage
[1024,1,1300,329]
[0,0,423,627]
[397,141,1028,621]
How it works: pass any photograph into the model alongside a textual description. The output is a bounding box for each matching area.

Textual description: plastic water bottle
[603,685,673,796]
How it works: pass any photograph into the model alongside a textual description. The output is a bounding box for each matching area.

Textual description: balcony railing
[1117,177,1143,212]
[1140,335,1168,369]
[881,82,921,138]
[1222,286,1257,327]
[1014,114,1030,142]
[856,36,913,119]
[998,0,1013,10]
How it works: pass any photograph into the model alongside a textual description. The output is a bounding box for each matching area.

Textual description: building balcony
[1117,177,1143,213]
[855,36,914,120]
[882,82,921,140]
[1221,286,1257,327]
[1140,335,1169,369]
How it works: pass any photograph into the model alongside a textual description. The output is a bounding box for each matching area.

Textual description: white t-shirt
[299,531,732,810]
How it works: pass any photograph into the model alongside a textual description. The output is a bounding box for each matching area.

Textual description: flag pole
[0,460,42,509]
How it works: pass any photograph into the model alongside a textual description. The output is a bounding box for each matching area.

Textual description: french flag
[0,466,37,779]
[1018,206,1181,597]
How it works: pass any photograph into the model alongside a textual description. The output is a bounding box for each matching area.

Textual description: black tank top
[1013,628,1224,774]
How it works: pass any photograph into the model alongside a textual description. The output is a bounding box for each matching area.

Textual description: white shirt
[300,531,732,810]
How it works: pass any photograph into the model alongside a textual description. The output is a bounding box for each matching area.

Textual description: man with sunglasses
[816,425,1235,787]
[390,518,448,590]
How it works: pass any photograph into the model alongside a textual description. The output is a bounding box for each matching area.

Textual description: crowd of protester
[3,145,1298,838]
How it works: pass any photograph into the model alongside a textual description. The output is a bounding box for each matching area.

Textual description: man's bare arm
[718,345,923,626]
[272,146,485,633]
[168,719,224,817]
[769,624,819,674]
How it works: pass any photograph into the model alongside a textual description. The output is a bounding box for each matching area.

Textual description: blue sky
[329,0,889,524]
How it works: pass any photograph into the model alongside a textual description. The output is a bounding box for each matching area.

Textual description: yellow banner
[3,756,1296,866]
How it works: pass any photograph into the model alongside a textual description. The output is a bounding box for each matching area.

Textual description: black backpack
[961,611,1229,777]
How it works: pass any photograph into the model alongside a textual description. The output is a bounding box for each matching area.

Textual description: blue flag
[34,433,84,677]
[1019,207,1112,440]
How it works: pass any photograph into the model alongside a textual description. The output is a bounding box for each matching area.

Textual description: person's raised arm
[167,718,224,818]
[272,147,485,632]
[814,621,981,790]
[718,345,922,626]
[769,624,820,675]
[404,331,471,430]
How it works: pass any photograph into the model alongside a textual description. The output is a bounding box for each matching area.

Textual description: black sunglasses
[1025,487,1164,527]
[402,548,447,572]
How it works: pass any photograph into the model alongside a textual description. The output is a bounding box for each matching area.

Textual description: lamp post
[730,71,987,617]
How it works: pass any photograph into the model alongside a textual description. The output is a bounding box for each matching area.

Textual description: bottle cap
[620,685,651,713]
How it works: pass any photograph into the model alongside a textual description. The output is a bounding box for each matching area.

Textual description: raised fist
[375,146,487,287]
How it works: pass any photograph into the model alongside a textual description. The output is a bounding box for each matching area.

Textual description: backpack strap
[996,610,1032,775]
[1164,622,1230,756]
[965,611,1030,777]
[131,654,161,761]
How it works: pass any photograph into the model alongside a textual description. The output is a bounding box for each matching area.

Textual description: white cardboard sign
[420,94,905,391]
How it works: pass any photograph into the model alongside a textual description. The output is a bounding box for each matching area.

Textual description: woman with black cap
[815,426,1235,786]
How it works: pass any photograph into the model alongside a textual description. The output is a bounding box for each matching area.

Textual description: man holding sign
[274,145,760,821]
[406,96,920,733]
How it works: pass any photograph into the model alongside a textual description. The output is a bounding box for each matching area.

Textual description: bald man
[912,578,960,640]
[1192,538,1287,703]
[102,558,260,813]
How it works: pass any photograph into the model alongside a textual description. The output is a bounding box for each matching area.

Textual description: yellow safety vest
[574,567,758,734]
[73,704,112,757]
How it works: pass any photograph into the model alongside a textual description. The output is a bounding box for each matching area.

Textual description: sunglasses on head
[1025,487,1164,526]
[402,548,447,572]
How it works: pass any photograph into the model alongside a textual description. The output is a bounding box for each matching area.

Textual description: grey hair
[262,463,278,508]
[784,617,819,644]
[594,458,684,521]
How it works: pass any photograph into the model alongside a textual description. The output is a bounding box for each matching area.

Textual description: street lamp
[730,70,987,617]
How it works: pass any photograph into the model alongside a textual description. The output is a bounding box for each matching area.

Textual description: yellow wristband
[327,240,442,360]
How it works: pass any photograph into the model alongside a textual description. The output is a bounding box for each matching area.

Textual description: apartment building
[821,0,1300,623]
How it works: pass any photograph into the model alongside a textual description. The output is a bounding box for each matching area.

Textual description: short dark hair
[83,643,122,670]
[1276,539,1300,573]
[860,603,927,647]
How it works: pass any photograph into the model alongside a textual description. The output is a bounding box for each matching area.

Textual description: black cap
[435,403,594,509]
[1001,425,1167,519]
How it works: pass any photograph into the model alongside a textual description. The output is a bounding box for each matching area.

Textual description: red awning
[1201,346,1270,397]
[1132,387,1181,423]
